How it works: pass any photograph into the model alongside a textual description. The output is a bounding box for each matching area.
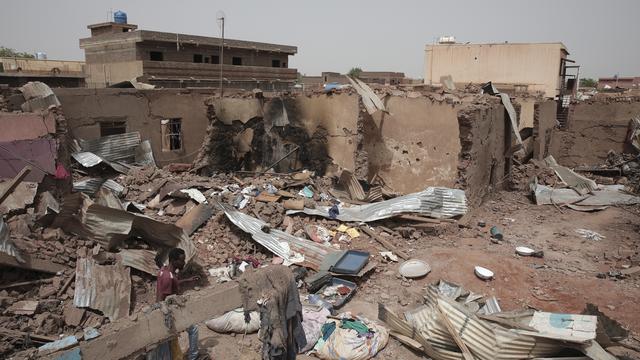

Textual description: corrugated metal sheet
[220,203,335,269]
[74,255,131,321]
[118,249,158,276]
[135,140,156,166]
[288,187,467,222]
[79,132,142,163]
[498,93,523,146]
[347,76,386,114]
[0,217,24,262]
[545,155,597,195]
[73,178,124,196]
[339,170,366,201]
[71,152,103,168]
[435,293,565,360]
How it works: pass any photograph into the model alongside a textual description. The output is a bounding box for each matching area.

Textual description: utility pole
[217,13,225,98]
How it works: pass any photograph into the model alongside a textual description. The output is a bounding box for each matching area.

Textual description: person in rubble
[154,248,200,360]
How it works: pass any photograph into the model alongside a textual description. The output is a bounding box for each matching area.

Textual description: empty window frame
[150,51,163,61]
[99,121,127,136]
[232,57,242,65]
[204,56,210,64]
[212,55,220,64]
[272,59,281,68]
[193,54,203,63]
[161,118,183,151]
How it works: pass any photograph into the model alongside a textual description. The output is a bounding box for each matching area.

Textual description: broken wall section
[456,99,508,205]
[549,97,640,166]
[54,88,215,167]
[194,93,360,176]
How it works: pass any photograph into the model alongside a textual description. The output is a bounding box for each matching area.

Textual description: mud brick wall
[549,99,640,166]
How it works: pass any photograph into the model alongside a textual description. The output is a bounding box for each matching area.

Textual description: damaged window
[100,121,127,137]
[161,118,182,151]
[150,51,163,61]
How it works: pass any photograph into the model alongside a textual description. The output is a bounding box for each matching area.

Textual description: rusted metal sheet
[94,187,125,210]
[289,187,467,222]
[339,170,366,201]
[220,203,335,269]
[0,181,38,213]
[73,178,124,196]
[74,251,131,321]
[118,249,158,276]
[0,112,56,142]
[0,139,57,182]
[176,203,215,235]
[79,132,142,163]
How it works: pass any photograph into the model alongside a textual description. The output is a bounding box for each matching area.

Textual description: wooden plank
[437,301,476,360]
[48,283,242,360]
[0,252,66,274]
[0,166,32,205]
[360,226,409,260]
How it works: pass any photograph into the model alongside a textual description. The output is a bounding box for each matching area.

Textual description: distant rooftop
[427,42,568,54]
[81,22,297,55]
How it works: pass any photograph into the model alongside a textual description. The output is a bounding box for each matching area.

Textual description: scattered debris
[575,228,606,241]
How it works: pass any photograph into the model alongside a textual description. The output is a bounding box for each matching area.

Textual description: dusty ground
[180,189,640,359]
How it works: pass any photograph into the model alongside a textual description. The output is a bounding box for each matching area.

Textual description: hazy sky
[1,0,638,79]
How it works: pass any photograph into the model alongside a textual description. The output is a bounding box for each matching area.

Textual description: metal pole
[219,17,224,98]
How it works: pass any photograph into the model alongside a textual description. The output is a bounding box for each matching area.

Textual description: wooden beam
[48,283,242,360]
[0,253,66,274]
[0,166,32,205]
[360,226,409,260]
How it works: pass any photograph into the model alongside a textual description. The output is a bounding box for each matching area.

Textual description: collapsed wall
[53,87,558,204]
[549,96,640,166]
[194,92,516,204]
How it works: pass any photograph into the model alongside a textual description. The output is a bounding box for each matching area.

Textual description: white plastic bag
[314,313,389,360]
[205,308,260,334]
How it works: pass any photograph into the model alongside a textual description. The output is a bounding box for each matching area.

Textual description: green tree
[579,78,597,88]
[347,67,362,78]
[0,46,34,58]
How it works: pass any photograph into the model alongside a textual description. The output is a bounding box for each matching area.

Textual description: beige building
[80,20,297,89]
[424,42,573,98]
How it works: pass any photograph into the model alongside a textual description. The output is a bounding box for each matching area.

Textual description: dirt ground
[181,188,640,359]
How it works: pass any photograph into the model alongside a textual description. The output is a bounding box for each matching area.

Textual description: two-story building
[80,18,298,89]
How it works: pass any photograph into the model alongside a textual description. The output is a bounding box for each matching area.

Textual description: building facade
[80,21,297,89]
[0,57,85,87]
[597,77,640,90]
[424,42,573,98]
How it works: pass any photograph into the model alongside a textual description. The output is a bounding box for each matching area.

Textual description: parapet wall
[549,98,640,166]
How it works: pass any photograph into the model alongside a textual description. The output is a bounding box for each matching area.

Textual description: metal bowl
[399,259,431,278]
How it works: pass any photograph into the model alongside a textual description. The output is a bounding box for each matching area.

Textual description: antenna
[216,11,226,97]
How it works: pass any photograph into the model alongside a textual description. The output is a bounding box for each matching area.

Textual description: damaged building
[0,13,640,359]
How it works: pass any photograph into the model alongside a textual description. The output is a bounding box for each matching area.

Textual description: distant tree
[348,67,362,78]
[579,78,597,88]
[0,46,34,58]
